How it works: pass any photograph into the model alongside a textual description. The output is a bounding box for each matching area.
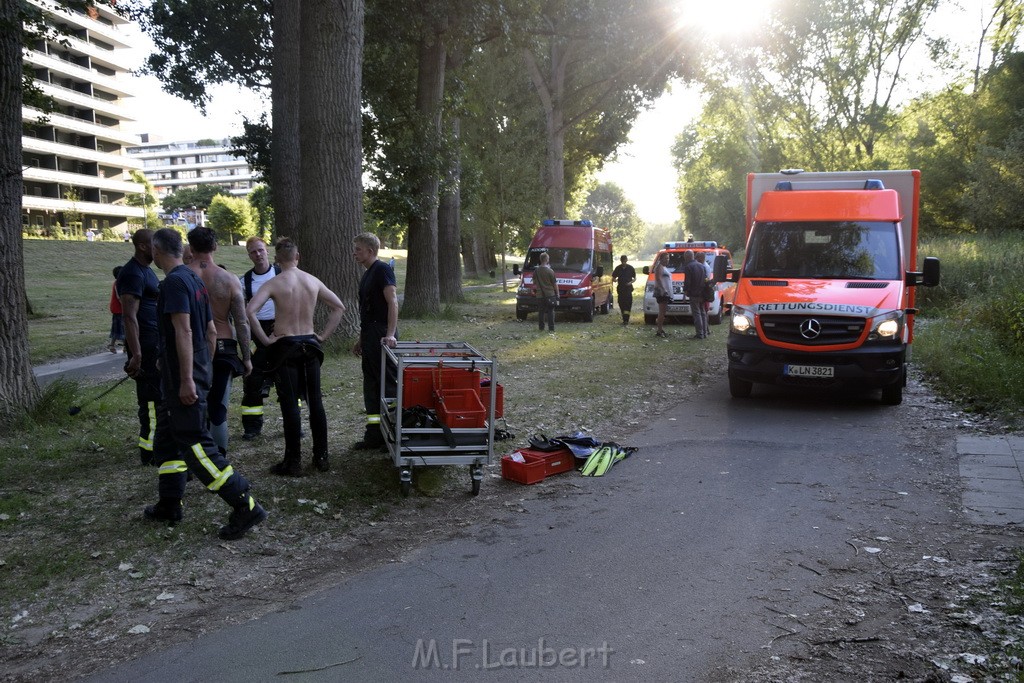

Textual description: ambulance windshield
[744,221,900,280]
[525,248,593,273]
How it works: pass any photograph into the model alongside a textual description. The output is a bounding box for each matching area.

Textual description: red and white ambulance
[716,170,941,404]
[641,241,734,325]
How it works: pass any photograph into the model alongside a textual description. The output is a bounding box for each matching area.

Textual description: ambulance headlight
[870,311,904,341]
[569,287,589,297]
[730,305,757,336]
[517,286,530,296]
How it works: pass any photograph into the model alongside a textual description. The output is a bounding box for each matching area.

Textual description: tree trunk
[401,26,446,317]
[460,235,478,278]
[438,116,463,303]
[0,0,41,420]
[298,0,365,336]
[272,1,302,239]
[524,41,570,218]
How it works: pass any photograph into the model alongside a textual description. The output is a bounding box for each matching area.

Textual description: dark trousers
[538,297,556,331]
[240,320,277,434]
[152,394,251,508]
[273,337,328,464]
[617,288,633,314]
[361,327,397,439]
[130,345,162,465]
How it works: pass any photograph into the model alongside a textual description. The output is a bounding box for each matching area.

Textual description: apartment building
[21,0,145,236]
[126,136,259,201]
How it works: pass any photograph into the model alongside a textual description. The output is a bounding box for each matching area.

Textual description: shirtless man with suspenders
[186,228,252,453]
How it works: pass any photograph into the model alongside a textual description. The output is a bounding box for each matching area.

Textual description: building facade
[126,137,259,202]
[21,0,145,237]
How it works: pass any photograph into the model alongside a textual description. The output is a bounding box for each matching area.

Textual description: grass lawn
[22,240,411,364]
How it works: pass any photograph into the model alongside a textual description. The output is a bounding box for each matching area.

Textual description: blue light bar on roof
[542,219,594,227]
[663,241,718,249]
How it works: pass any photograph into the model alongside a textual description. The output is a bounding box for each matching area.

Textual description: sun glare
[674,0,774,38]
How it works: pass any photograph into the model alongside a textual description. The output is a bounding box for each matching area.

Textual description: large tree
[138,0,365,334]
[0,0,40,420]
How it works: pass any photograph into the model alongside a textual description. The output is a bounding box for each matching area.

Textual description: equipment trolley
[380,341,497,497]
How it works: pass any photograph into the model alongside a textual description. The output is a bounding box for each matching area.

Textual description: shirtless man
[246,236,345,475]
[186,227,252,453]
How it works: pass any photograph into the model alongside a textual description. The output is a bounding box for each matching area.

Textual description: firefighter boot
[219,494,267,541]
[143,498,183,526]
[622,313,630,326]
[269,456,302,477]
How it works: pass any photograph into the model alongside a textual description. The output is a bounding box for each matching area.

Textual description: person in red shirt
[108,266,124,352]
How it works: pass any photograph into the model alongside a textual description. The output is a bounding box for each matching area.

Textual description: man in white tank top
[239,237,280,439]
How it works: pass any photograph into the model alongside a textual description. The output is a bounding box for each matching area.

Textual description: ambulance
[715,170,940,405]
[513,219,614,322]
[640,241,734,325]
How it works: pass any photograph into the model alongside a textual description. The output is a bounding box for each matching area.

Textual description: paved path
[33,350,125,386]
[957,434,1024,524]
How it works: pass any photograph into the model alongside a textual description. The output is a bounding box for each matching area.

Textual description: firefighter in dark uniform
[612,254,637,326]
[117,228,162,465]
[351,232,398,449]
[143,228,267,541]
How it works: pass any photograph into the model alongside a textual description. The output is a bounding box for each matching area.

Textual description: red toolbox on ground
[500,446,574,484]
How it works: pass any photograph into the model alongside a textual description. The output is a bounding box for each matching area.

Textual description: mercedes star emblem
[800,318,822,339]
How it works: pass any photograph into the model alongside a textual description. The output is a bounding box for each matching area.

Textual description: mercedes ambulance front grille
[759,315,865,346]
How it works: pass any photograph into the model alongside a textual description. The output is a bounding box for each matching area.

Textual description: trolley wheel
[470,463,483,496]
[399,466,413,497]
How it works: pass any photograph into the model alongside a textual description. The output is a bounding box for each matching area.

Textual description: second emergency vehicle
[641,241,734,325]
[513,219,614,322]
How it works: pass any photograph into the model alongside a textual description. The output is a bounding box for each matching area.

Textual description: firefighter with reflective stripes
[239,237,279,439]
[143,229,267,540]
[116,228,162,465]
[351,232,398,450]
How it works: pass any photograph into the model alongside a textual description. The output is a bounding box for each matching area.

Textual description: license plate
[785,364,834,378]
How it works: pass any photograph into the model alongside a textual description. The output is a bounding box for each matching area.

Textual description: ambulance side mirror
[714,254,737,283]
[642,266,650,275]
[512,264,521,276]
[594,266,604,278]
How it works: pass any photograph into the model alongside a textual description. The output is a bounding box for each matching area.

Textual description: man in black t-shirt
[351,232,398,449]
[143,228,267,541]
[116,229,162,465]
[612,255,637,326]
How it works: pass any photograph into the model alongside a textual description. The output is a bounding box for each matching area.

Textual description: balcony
[35,81,129,121]
[26,49,133,98]
[23,166,143,194]
[26,0,132,50]
[22,194,146,220]
[23,137,143,170]
[23,106,140,146]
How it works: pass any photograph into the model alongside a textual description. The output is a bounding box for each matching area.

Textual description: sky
[120,0,998,225]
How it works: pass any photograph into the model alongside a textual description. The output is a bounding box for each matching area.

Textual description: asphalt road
[85,378,958,682]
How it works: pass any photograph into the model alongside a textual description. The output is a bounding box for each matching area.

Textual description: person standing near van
[653,252,672,338]
[612,255,636,326]
[682,250,709,340]
[534,252,558,332]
